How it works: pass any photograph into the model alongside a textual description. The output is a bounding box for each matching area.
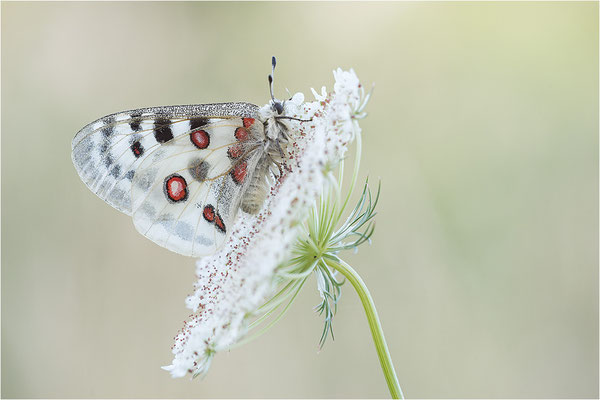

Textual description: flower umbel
[163,69,403,398]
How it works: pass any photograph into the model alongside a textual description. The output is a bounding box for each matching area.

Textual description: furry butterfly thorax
[72,57,304,257]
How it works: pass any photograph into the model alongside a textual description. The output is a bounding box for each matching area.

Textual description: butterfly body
[72,100,292,257]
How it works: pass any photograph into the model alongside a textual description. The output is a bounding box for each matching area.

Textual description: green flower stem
[325,256,404,399]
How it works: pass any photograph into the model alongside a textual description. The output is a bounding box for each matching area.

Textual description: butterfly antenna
[268,56,284,114]
[268,56,276,103]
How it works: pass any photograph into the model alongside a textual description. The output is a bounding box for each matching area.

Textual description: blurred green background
[2,2,597,398]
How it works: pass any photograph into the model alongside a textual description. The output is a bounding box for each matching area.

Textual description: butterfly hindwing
[130,117,263,256]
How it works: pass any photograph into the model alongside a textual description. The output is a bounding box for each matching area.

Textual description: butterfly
[72,57,306,257]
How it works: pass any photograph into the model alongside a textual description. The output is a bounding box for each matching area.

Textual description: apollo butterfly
[71,57,306,257]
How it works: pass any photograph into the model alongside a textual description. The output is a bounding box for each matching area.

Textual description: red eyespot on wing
[243,118,255,128]
[190,129,210,149]
[234,127,249,142]
[214,213,226,233]
[203,204,215,222]
[164,174,188,202]
[202,205,226,233]
[131,141,144,158]
[231,161,247,184]
[227,143,243,159]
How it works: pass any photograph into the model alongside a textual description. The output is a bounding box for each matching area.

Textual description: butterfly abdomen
[240,120,290,215]
[240,153,271,214]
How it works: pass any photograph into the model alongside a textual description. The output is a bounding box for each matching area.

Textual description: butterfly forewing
[71,103,262,256]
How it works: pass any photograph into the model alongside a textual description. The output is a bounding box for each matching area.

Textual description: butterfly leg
[268,154,284,177]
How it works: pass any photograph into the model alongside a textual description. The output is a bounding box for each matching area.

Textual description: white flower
[311,86,328,102]
[163,69,366,378]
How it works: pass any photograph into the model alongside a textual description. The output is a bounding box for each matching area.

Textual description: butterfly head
[260,57,312,162]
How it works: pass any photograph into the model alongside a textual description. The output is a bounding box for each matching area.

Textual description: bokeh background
[2,2,598,398]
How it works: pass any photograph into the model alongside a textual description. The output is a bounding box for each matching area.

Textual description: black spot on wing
[99,141,109,154]
[189,117,210,131]
[110,164,121,178]
[102,117,115,137]
[131,140,144,158]
[102,126,114,138]
[100,139,113,167]
[125,170,135,180]
[154,118,174,143]
[129,111,142,132]
[104,153,114,168]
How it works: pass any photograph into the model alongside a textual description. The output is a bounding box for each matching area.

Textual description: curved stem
[325,257,404,399]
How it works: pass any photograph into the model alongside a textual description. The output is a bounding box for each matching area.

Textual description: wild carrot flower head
[163,68,373,378]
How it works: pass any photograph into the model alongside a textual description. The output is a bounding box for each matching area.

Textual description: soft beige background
[2,2,597,398]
